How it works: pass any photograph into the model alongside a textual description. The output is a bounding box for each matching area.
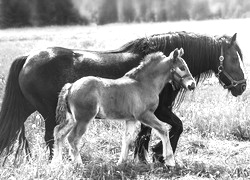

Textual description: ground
[0,19,250,179]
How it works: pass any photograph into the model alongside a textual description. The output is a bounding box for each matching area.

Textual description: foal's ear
[230,33,237,46]
[179,48,184,56]
[173,48,179,59]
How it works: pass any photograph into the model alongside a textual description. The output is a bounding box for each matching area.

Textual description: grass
[0,19,250,179]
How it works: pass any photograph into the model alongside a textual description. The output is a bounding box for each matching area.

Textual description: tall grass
[177,76,250,140]
[0,19,250,179]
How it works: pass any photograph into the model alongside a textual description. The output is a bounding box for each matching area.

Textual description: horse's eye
[233,57,238,63]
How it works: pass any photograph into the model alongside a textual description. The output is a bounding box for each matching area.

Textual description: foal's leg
[118,120,138,165]
[134,84,180,163]
[67,118,90,164]
[139,111,175,167]
[52,112,74,163]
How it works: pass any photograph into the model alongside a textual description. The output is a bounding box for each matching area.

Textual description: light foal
[52,48,196,167]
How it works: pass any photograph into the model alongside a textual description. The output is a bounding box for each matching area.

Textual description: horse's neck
[151,35,221,77]
[188,44,220,77]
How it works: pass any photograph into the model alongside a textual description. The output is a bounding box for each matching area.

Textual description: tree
[34,0,86,26]
[166,0,190,21]
[98,0,118,25]
[0,0,31,28]
[121,0,135,22]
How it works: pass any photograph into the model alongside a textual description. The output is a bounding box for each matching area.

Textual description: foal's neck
[137,60,172,94]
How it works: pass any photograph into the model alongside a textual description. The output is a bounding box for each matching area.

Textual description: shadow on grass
[67,159,229,179]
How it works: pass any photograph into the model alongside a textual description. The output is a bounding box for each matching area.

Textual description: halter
[215,46,246,89]
[170,68,191,90]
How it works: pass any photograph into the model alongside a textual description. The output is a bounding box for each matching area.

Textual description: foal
[52,48,195,166]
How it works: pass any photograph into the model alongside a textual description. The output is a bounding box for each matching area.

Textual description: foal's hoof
[50,158,62,169]
[117,159,124,166]
[164,156,175,167]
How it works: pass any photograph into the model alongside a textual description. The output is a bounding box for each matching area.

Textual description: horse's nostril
[241,84,246,92]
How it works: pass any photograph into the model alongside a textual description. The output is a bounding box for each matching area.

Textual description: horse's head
[169,48,196,91]
[216,33,246,96]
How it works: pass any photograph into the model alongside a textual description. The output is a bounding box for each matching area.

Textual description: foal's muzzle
[171,69,196,91]
[188,82,196,91]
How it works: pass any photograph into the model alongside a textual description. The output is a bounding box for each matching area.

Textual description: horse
[52,48,196,166]
[0,31,246,164]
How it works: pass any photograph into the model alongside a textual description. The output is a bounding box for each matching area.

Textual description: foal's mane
[115,31,243,108]
[125,52,166,79]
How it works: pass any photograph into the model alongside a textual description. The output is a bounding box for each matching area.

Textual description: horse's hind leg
[139,111,175,167]
[52,112,74,163]
[118,120,139,165]
[134,124,151,163]
[67,118,90,164]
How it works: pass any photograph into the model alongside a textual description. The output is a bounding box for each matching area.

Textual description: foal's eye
[179,66,185,71]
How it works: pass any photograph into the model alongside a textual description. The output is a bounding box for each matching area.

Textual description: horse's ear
[173,48,179,59]
[179,48,184,56]
[230,33,237,46]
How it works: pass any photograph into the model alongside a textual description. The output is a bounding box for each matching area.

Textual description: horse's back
[19,47,77,110]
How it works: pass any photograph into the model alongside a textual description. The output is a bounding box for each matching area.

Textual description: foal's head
[168,48,196,91]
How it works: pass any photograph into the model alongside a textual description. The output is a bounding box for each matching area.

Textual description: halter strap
[170,68,191,90]
[215,46,246,89]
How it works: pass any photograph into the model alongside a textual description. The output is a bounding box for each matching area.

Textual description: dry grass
[0,19,250,179]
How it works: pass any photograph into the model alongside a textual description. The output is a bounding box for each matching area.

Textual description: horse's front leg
[139,111,175,167]
[153,108,183,163]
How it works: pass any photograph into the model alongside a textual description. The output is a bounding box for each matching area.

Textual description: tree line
[0,0,249,28]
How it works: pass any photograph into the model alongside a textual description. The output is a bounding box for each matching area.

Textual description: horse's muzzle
[230,82,247,97]
[241,83,246,92]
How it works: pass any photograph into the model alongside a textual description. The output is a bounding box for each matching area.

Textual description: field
[0,19,250,180]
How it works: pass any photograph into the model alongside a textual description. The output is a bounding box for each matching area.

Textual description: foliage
[1,0,250,28]
[98,0,118,25]
[0,0,88,28]
[34,0,87,26]
[0,0,31,28]
[120,0,136,22]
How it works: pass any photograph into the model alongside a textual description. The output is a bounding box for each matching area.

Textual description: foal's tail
[56,83,72,125]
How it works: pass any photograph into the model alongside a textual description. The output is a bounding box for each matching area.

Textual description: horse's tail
[0,55,34,164]
[56,83,72,125]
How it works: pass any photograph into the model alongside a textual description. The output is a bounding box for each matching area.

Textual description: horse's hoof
[134,155,148,165]
[152,153,164,164]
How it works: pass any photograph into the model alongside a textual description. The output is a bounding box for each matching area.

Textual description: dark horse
[0,31,246,164]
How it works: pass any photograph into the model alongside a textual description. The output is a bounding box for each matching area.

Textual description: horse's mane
[125,51,166,79]
[116,31,243,108]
